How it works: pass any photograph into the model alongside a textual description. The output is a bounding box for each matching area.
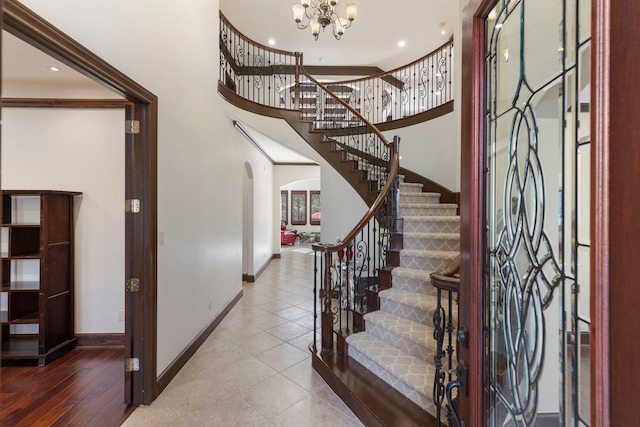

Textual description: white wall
[239,141,274,277]
[20,0,244,375]
[2,107,125,334]
[3,81,121,99]
[382,111,458,192]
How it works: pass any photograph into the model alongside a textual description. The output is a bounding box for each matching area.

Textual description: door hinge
[125,199,141,213]
[125,278,140,292]
[125,120,140,134]
[125,358,140,372]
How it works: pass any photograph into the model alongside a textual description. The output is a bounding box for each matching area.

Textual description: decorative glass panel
[310,191,321,225]
[291,191,306,226]
[483,1,590,425]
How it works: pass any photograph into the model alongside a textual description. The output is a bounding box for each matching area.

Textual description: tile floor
[122,245,363,427]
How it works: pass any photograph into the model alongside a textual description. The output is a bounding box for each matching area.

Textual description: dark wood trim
[594,1,640,424]
[3,0,158,406]
[245,254,276,282]
[2,98,132,108]
[592,2,610,424]
[375,101,454,132]
[311,349,436,427]
[459,0,491,424]
[304,65,389,76]
[274,161,318,166]
[218,81,289,119]
[156,290,243,394]
[76,333,125,347]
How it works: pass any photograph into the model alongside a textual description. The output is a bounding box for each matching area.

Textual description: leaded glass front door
[483,0,591,425]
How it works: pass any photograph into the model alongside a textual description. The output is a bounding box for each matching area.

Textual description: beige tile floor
[122,245,363,427]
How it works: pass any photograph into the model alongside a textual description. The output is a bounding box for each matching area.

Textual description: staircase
[346,176,460,416]
[218,13,460,424]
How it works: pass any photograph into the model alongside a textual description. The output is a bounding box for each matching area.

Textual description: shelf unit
[0,190,81,365]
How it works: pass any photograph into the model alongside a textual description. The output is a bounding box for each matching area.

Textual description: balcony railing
[219,11,454,126]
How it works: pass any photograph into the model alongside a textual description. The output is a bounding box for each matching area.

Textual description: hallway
[122,246,363,426]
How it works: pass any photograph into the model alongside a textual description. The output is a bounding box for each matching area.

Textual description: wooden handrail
[219,11,297,57]
[430,255,460,293]
[298,68,393,149]
[312,136,399,255]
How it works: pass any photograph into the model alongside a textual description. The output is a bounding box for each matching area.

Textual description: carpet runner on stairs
[345,176,460,416]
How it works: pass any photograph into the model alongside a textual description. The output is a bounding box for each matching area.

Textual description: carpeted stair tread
[392,266,435,282]
[364,311,434,349]
[399,203,459,209]
[398,182,424,192]
[400,249,458,258]
[403,232,460,240]
[400,249,458,272]
[403,215,460,222]
[346,333,435,398]
[379,288,438,311]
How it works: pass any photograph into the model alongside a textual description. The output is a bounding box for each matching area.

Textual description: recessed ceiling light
[48,66,60,72]
[398,40,406,48]
[268,39,276,46]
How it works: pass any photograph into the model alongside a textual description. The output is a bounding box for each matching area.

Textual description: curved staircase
[346,176,459,415]
[218,12,459,425]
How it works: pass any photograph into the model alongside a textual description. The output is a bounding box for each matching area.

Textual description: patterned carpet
[346,176,460,414]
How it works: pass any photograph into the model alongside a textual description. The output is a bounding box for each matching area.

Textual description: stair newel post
[321,248,334,355]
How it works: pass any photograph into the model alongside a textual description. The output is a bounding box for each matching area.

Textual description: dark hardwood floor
[0,346,134,426]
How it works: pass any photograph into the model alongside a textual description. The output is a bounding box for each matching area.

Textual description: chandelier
[292,0,358,41]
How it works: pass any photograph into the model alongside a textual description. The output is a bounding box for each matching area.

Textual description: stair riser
[402,235,460,252]
[347,348,435,414]
[365,322,435,361]
[379,297,437,326]
[400,253,454,272]
[399,194,441,205]
[399,206,457,217]
[398,184,424,193]
[403,219,460,234]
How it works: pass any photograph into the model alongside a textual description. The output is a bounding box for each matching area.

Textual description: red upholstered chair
[280,221,297,245]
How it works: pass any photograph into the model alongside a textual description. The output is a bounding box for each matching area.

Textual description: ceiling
[3,31,101,86]
[220,0,454,70]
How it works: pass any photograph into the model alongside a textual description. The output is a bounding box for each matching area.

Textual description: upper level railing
[334,40,453,126]
[219,11,454,126]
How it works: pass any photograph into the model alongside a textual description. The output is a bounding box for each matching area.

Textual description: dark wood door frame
[458,0,489,424]
[1,0,158,405]
[592,1,640,425]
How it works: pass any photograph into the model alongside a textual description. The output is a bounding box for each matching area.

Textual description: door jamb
[459,0,492,424]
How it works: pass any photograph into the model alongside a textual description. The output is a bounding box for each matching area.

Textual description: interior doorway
[1,0,158,406]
